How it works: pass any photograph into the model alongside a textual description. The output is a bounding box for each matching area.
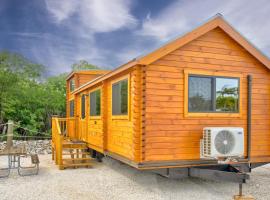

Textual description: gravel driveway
[0,155,269,200]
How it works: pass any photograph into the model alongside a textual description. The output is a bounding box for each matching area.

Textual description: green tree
[0,51,44,124]
[0,51,67,135]
[72,60,100,71]
[41,73,67,131]
[216,86,238,112]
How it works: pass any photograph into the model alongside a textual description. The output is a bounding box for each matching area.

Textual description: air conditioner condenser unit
[201,127,244,158]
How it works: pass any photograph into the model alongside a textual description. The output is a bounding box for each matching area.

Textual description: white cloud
[45,0,78,23]
[115,48,141,65]
[79,0,137,32]
[45,0,137,33]
[137,0,220,41]
[40,0,138,74]
[222,0,270,51]
[137,0,270,55]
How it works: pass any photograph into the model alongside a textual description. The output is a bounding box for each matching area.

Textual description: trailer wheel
[89,149,97,158]
[96,152,104,162]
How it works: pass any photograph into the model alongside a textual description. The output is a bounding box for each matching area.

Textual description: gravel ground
[0,155,270,200]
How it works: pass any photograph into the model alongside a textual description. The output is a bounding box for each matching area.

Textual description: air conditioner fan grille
[214,130,235,155]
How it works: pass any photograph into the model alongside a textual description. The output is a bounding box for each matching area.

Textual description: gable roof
[74,14,270,94]
[137,13,270,67]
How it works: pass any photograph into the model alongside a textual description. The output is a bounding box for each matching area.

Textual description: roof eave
[74,60,138,94]
[65,70,111,81]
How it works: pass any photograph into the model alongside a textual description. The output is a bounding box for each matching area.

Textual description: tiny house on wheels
[52,14,270,189]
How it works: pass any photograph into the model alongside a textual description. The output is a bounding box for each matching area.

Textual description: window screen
[81,94,86,119]
[90,89,101,116]
[188,75,239,113]
[112,79,128,115]
[69,100,74,117]
[188,76,213,112]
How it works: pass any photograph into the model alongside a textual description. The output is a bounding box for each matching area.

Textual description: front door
[79,94,87,142]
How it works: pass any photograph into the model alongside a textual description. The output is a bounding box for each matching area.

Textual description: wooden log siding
[77,74,101,87]
[102,82,108,152]
[141,66,147,162]
[83,86,102,152]
[106,70,135,160]
[87,118,103,152]
[144,28,270,161]
[132,66,142,162]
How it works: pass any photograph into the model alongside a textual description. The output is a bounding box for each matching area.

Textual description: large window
[112,79,128,115]
[69,100,74,117]
[70,79,75,92]
[90,89,101,116]
[81,94,86,119]
[188,75,239,113]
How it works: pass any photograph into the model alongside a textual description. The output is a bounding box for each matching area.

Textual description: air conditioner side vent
[203,129,211,156]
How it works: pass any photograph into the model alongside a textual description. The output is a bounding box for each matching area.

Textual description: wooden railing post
[52,117,64,169]
[51,117,67,169]
[66,118,69,138]
[6,120,14,149]
[58,135,63,169]
[52,117,56,163]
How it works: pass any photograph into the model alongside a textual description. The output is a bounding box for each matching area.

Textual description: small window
[69,100,74,117]
[112,79,128,115]
[90,89,101,116]
[81,94,86,119]
[70,79,75,92]
[188,75,239,113]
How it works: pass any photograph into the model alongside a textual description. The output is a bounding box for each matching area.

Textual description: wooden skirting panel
[104,151,270,170]
[87,143,104,153]
[250,156,270,163]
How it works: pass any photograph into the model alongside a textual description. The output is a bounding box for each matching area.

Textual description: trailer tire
[89,149,97,158]
[96,152,104,162]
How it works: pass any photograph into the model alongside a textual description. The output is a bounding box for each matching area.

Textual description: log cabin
[52,14,270,177]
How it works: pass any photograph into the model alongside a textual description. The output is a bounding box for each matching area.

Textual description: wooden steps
[62,147,87,150]
[58,139,93,170]
[62,158,93,162]
[61,163,92,169]
[62,152,90,156]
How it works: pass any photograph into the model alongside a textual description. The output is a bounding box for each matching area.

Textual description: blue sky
[0,0,269,76]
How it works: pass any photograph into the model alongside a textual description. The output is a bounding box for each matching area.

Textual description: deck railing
[58,118,67,136]
[51,117,63,167]
[51,117,76,168]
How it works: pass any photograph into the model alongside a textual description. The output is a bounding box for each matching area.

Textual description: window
[81,94,86,119]
[70,79,75,92]
[90,89,101,116]
[69,100,74,117]
[188,75,239,113]
[112,79,128,115]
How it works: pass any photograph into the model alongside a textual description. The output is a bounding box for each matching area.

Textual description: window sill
[111,115,129,120]
[185,112,241,118]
